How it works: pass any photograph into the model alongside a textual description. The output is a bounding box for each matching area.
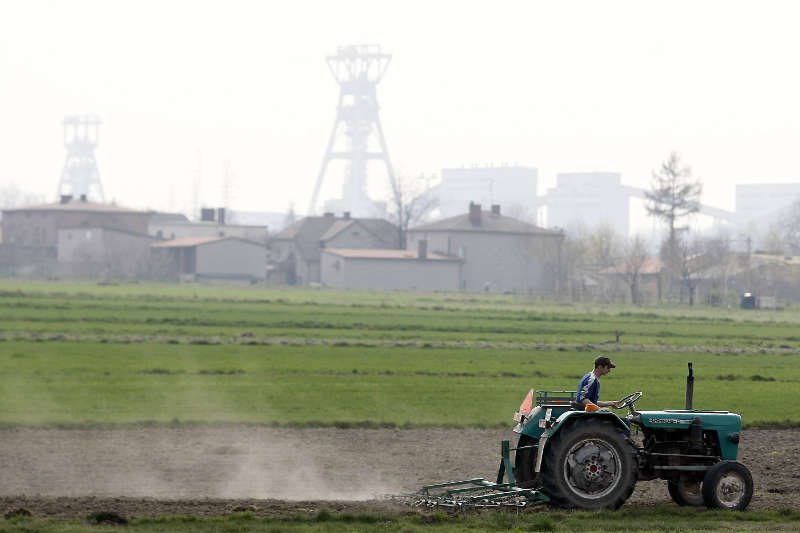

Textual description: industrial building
[545,172,631,234]
[436,166,538,220]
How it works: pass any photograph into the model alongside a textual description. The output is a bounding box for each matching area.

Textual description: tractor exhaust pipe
[685,361,694,410]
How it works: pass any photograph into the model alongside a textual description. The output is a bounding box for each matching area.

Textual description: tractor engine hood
[635,410,741,432]
[634,409,742,460]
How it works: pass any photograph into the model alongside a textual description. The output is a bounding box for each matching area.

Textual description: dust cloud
[0,426,433,500]
[1,426,798,510]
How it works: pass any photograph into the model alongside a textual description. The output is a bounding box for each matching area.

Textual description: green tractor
[512,363,753,510]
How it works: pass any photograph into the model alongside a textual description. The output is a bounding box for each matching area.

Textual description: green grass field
[3,282,800,532]
[3,506,800,532]
[1,281,799,427]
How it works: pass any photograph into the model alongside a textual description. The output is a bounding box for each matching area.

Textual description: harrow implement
[402,440,549,509]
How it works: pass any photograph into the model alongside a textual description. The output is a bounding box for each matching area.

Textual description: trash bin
[740,292,756,309]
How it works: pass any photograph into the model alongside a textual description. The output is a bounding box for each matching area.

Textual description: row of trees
[566,151,746,305]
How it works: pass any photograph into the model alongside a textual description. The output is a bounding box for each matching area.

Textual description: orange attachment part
[518,389,534,416]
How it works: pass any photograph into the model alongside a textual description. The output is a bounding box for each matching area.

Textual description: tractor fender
[548,410,630,439]
[532,410,631,474]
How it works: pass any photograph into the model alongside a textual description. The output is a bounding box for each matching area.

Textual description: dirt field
[0,427,796,518]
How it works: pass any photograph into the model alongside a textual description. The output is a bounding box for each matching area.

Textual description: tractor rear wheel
[667,478,704,506]
[540,419,637,509]
[513,434,539,488]
[701,461,753,510]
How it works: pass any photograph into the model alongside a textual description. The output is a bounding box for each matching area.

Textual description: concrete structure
[268,213,399,284]
[151,236,266,282]
[58,227,156,278]
[321,245,462,291]
[437,166,538,220]
[407,203,563,294]
[545,172,630,235]
[1,199,150,248]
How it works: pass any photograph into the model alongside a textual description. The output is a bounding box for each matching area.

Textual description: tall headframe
[58,114,104,202]
[308,45,398,216]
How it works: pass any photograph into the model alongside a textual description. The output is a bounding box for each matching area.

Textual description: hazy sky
[1,0,799,219]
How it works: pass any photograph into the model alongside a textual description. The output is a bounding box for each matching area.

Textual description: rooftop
[410,209,560,235]
[151,236,226,248]
[4,200,147,215]
[323,248,460,261]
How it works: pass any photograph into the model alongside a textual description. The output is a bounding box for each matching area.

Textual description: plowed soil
[0,427,796,519]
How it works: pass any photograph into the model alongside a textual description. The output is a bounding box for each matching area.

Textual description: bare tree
[587,225,622,302]
[699,235,735,305]
[586,224,621,270]
[387,174,438,248]
[778,199,800,254]
[621,234,649,305]
[560,224,623,302]
[674,237,711,305]
[560,227,590,301]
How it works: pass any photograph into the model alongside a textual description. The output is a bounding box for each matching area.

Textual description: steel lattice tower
[58,114,104,202]
[308,45,398,216]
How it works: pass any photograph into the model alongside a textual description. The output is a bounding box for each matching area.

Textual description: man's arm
[581,398,621,408]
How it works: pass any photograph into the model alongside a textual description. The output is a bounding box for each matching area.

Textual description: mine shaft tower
[308,45,398,216]
[58,114,104,202]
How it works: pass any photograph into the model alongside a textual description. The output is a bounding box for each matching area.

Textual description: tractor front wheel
[541,419,637,509]
[667,477,704,506]
[513,434,539,488]
[701,461,753,510]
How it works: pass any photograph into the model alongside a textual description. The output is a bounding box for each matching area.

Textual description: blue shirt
[576,371,600,405]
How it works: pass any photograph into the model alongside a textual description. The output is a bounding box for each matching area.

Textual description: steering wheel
[616,391,643,409]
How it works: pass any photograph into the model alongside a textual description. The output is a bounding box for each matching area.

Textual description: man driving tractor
[576,355,623,411]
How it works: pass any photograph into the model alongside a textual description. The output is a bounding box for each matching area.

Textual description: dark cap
[594,355,616,369]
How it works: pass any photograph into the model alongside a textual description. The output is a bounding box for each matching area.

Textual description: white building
[151,236,266,282]
[408,203,563,294]
[545,172,630,235]
[437,166,538,220]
